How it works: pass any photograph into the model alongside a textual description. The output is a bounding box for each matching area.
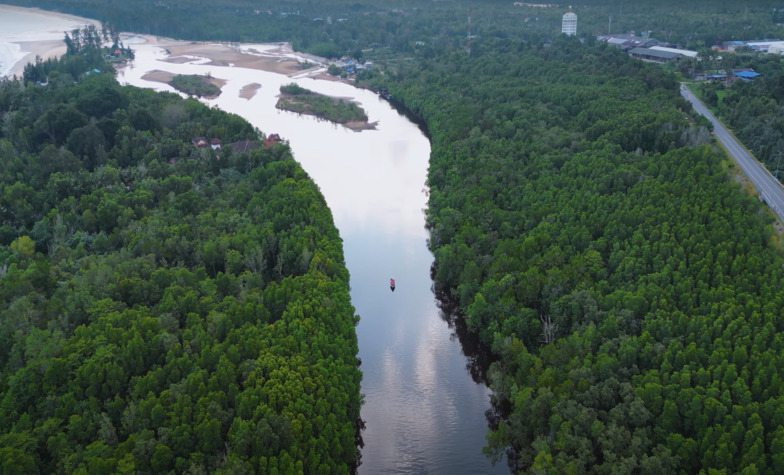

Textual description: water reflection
[0,15,512,471]
[434,286,498,386]
[118,36,507,475]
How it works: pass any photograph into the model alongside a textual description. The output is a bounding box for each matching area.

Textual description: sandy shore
[1,4,100,78]
[136,36,319,76]
[133,35,372,130]
[6,40,67,77]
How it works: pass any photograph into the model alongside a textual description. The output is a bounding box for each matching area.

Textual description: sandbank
[132,35,320,76]
[240,82,262,100]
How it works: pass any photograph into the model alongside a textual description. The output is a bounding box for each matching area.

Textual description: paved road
[680,85,784,222]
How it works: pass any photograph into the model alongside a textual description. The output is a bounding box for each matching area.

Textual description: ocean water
[0,4,98,77]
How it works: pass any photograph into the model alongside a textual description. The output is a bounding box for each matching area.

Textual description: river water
[1,5,507,473]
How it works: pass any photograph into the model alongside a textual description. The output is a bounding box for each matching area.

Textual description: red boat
[390,278,396,292]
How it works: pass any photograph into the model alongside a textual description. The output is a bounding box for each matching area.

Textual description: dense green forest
[7,1,784,473]
[0,39,361,473]
[382,36,784,472]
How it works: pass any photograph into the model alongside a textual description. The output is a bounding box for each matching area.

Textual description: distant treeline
[12,0,784,56]
[0,44,361,473]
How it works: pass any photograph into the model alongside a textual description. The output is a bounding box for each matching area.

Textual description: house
[263,134,282,147]
[210,138,222,150]
[732,68,760,79]
[193,137,209,148]
[705,73,728,83]
[731,69,760,82]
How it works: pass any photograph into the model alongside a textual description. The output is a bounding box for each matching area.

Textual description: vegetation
[693,54,784,180]
[8,0,784,58]
[1,41,361,473]
[21,24,132,86]
[6,1,784,473]
[378,35,784,473]
[277,83,368,124]
[170,74,221,98]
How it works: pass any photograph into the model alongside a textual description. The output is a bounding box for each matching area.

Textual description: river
[1,5,507,473]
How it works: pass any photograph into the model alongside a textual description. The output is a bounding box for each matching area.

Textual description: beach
[0,4,100,78]
[0,4,340,86]
[125,34,332,79]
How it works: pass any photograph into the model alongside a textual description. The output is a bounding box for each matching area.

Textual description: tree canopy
[0,41,361,474]
[376,35,784,473]
[5,1,784,473]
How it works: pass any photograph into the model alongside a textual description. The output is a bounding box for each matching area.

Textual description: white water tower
[562,9,577,36]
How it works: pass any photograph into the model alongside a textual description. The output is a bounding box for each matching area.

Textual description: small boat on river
[390,278,396,292]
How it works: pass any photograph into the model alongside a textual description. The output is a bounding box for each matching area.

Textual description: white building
[769,42,784,55]
[562,11,577,36]
[650,46,698,58]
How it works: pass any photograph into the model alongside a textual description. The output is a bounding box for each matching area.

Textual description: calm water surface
[1,5,507,472]
[119,52,507,474]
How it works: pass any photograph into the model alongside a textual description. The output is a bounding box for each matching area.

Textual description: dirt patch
[141,70,176,84]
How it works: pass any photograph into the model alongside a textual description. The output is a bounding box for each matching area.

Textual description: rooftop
[628,47,681,60]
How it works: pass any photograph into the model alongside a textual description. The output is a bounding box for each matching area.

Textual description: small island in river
[142,71,225,98]
[276,82,376,131]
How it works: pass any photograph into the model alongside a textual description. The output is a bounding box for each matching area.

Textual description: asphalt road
[680,85,784,223]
